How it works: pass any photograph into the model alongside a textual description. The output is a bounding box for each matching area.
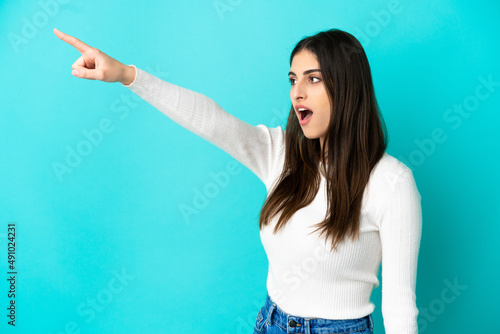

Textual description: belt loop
[266,303,276,325]
[305,318,311,334]
[367,314,374,330]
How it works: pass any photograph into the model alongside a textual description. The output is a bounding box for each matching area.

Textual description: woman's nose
[292,82,306,101]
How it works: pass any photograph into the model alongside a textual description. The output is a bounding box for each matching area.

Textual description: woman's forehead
[290,50,319,71]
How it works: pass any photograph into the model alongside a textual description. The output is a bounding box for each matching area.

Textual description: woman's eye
[289,77,320,85]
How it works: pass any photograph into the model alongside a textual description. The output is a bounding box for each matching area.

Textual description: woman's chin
[302,131,319,140]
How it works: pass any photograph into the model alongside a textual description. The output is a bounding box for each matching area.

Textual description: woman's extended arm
[120,65,285,187]
[54,28,285,187]
[377,169,422,334]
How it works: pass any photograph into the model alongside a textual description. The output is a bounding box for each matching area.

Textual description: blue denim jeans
[253,293,374,334]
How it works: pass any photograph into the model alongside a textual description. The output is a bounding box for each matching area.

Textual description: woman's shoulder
[366,152,414,195]
[376,152,412,175]
[361,152,419,222]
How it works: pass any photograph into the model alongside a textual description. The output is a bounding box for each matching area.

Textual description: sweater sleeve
[377,168,422,334]
[121,65,285,188]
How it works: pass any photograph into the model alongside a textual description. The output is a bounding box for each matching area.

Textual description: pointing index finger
[53,28,93,54]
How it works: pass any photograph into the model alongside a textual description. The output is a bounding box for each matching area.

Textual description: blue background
[1,0,499,333]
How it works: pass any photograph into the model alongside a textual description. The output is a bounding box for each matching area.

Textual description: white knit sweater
[122,65,422,334]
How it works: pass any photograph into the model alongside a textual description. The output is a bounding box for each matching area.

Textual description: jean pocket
[356,326,374,334]
[254,308,266,333]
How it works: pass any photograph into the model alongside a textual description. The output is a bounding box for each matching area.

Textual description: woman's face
[289,49,331,148]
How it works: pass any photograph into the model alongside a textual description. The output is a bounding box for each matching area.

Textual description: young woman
[54,27,421,334]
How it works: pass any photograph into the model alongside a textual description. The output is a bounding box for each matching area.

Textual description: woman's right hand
[53,28,136,85]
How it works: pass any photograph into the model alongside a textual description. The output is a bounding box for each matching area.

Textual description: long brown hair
[258,28,388,252]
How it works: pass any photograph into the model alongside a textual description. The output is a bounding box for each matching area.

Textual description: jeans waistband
[262,293,374,334]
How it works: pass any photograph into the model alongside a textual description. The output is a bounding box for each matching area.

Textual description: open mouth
[298,107,313,121]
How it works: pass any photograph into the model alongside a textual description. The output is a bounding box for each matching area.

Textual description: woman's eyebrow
[288,69,321,76]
